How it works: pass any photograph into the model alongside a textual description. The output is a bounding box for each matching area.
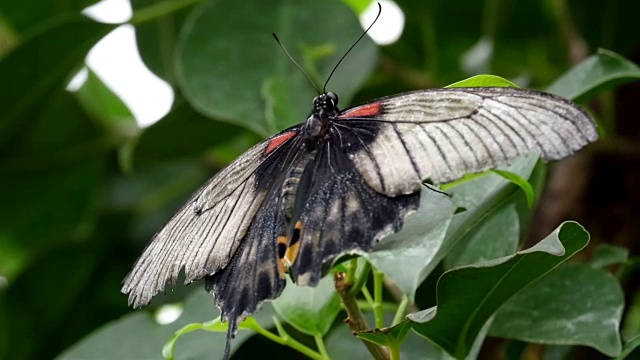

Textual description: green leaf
[162,315,270,359]
[546,49,640,102]
[490,263,623,357]
[130,0,196,83]
[176,0,377,136]
[409,221,590,359]
[0,0,95,34]
[444,203,519,269]
[491,169,535,208]
[262,75,299,132]
[58,290,278,360]
[445,74,519,88]
[0,17,112,150]
[340,0,373,14]
[591,243,629,269]
[132,99,245,166]
[272,275,341,336]
[426,153,540,278]
[326,312,442,360]
[615,336,640,360]
[355,319,412,346]
[74,68,138,138]
[364,188,457,301]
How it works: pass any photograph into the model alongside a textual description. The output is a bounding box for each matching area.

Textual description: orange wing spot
[275,222,304,278]
[265,131,297,154]
[284,221,303,266]
[338,102,382,119]
[276,236,288,278]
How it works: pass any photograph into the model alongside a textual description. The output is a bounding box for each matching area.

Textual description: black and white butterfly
[122,81,597,357]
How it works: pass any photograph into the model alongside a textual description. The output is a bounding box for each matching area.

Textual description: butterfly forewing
[338,87,598,197]
[121,127,300,308]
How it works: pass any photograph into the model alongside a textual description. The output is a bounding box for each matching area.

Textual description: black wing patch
[338,87,598,196]
[202,133,311,360]
[204,167,288,359]
[288,132,420,286]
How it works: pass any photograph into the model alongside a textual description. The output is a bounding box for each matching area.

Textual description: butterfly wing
[122,127,300,308]
[286,135,421,287]
[336,87,598,196]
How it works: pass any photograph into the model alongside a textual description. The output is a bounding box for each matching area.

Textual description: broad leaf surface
[272,275,341,336]
[366,189,456,301]
[0,17,111,150]
[57,290,278,360]
[408,221,590,359]
[132,99,245,166]
[490,263,623,357]
[546,49,640,102]
[176,0,377,136]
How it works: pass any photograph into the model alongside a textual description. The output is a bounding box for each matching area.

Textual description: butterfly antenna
[323,2,382,93]
[272,33,322,95]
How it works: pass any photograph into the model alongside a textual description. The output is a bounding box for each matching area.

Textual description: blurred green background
[1,0,639,359]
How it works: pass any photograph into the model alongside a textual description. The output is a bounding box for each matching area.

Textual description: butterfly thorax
[302,92,339,145]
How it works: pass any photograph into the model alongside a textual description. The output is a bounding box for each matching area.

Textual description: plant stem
[346,258,358,286]
[392,296,409,326]
[361,286,374,308]
[314,334,330,359]
[131,0,202,25]
[349,260,371,296]
[373,268,385,329]
[250,317,324,360]
[334,272,390,360]
[389,342,401,360]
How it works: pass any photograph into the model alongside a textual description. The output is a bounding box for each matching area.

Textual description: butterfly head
[304,92,340,141]
[313,92,339,116]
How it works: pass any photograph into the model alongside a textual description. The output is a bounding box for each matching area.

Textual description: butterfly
[122,80,598,357]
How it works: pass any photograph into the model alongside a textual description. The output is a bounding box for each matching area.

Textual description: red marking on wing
[265,131,297,154]
[338,102,382,119]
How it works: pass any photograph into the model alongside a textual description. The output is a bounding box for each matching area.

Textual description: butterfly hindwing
[121,127,301,308]
[337,87,598,196]
[288,133,420,286]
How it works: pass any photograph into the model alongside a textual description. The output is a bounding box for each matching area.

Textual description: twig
[334,272,390,360]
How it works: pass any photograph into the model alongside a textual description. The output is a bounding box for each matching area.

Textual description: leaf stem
[130,0,202,25]
[346,258,358,286]
[389,342,401,360]
[255,317,324,360]
[392,296,409,326]
[361,286,374,308]
[373,268,385,329]
[334,272,390,360]
[349,260,371,296]
[314,334,330,359]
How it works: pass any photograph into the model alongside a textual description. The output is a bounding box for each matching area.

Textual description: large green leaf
[0,17,112,150]
[130,0,197,83]
[0,0,95,34]
[444,203,519,269]
[132,99,245,166]
[176,0,377,136]
[426,153,540,278]
[57,290,278,360]
[546,49,640,102]
[490,263,623,357]
[272,275,342,336]
[409,221,590,359]
[0,88,108,250]
[364,188,456,301]
[74,68,138,138]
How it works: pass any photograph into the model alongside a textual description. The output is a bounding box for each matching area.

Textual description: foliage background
[0,0,639,359]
